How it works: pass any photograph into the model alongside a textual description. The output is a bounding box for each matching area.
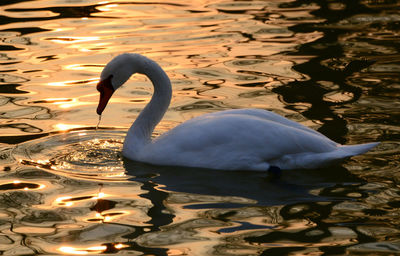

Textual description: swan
[96,53,379,171]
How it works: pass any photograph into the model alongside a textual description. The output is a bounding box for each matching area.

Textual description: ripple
[0,0,399,255]
[0,73,29,83]
[12,130,127,181]
[348,241,400,254]
[0,181,42,191]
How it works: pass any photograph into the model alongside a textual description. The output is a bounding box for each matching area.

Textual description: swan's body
[96,53,379,171]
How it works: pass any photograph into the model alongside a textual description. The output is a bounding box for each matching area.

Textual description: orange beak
[96,75,115,115]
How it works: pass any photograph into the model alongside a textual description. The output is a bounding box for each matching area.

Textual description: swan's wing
[139,113,338,170]
[195,109,323,138]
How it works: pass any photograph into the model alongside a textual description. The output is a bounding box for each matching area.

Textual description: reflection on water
[0,0,399,255]
[13,131,126,180]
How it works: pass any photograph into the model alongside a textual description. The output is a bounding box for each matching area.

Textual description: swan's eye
[96,83,104,93]
[96,75,113,93]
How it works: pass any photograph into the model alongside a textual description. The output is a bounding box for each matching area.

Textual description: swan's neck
[123,56,172,155]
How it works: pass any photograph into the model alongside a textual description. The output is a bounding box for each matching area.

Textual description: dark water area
[0,0,399,255]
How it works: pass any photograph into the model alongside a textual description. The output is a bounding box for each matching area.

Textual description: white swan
[96,53,379,171]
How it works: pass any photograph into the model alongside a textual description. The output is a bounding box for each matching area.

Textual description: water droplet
[96,115,102,131]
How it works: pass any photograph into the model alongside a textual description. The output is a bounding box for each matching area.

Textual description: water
[0,0,399,255]
[96,115,101,131]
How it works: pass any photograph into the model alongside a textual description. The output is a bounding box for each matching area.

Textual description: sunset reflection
[47,36,101,44]
[58,243,128,255]
[64,65,103,72]
[54,123,85,131]
[0,180,45,191]
[59,245,107,255]
[58,101,91,109]
[0,0,397,255]
[47,78,98,87]
[55,191,107,207]
[97,4,119,12]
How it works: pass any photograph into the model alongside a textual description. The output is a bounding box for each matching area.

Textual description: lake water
[0,0,399,255]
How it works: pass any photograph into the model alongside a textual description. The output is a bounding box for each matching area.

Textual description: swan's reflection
[124,158,364,207]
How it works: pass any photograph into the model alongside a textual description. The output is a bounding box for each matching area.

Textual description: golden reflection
[42,98,72,103]
[64,65,103,73]
[97,4,119,12]
[90,210,130,223]
[54,123,85,131]
[56,196,74,207]
[94,192,105,199]
[167,249,188,255]
[58,101,89,109]
[37,159,50,165]
[79,48,92,52]
[58,243,128,255]
[48,36,100,44]
[59,245,107,255]
[55,192,108,207]
[47,78,98,87]
[0,0,392,254]
[13,226,56,235]
[114,243,128,249]
[40,23,74,32]
[0,180,45,191]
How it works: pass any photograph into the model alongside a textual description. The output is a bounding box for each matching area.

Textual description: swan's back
[197,109,324,137]
[130,109,361,170]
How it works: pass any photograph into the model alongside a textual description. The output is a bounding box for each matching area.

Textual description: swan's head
[96,54,141,115]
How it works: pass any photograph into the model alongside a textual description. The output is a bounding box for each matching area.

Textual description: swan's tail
[338,142,380,157]
[284,142,380,170]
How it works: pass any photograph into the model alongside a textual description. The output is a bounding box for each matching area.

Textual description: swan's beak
[96,75,115,115]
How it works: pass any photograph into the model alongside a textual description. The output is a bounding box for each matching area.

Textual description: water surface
[0,0,399,255]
